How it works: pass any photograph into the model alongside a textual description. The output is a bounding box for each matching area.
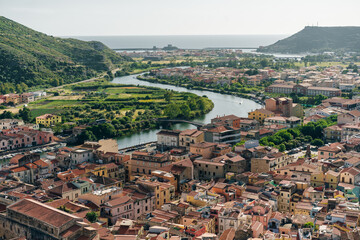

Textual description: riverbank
[111,73,262,148]
[136,75,265,105]
[28,79,214,144]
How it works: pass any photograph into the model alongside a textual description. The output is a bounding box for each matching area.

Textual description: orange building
[211,182,244,202]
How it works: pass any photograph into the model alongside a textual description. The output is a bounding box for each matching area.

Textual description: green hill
[0,16,128,93]
[257,26,360,54]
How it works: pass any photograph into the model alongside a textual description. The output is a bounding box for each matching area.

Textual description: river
[111,74,262,148]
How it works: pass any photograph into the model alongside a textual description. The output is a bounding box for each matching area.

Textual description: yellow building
[325,170,340,189]
[248,108,274,123]
[86,163,120,178]
[36,114,62,127]
[289,193,302,214]
[179,129,204,150]
[311,171,325,187]
[136,178,175,209]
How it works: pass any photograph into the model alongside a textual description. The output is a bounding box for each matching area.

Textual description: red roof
[34,159,49,168]
[11,166,28,173]
[8,199,80,228]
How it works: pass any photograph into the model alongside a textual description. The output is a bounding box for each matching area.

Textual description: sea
[69,35,287,50]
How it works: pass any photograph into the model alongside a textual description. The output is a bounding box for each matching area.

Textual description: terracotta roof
[33,159,49,168]
[207,125,229,133]
[105,195,132,207]
[213,114,240,121]
[191,142,217,148]
[9,154,24,165]
[45,198,70,208]
[341,167,360,176]
[156,129,181,136]
[25,163,37,169]
[11,166,28,173]
[349,110,360,117]
[252,108,274,115]
[326,170,340,177]
[8,199,80,228]
[61,225,81,238]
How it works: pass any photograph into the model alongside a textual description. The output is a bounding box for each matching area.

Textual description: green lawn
[30,108,62,117]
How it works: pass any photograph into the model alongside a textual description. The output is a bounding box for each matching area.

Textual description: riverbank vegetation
[138,73,270,101]
[24,79,213,143]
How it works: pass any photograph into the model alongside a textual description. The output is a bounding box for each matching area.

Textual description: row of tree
[259,115,337,151]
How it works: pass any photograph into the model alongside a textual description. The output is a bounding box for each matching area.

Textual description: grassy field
[19,79,212,125]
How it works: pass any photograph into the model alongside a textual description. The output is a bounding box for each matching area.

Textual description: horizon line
[60,33,290,38]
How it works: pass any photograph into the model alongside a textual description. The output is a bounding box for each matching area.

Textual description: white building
[70,149,94,165]
[0,119,24,130]
[156,129,180,148]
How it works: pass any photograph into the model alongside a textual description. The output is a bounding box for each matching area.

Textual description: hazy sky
[1,0,360,36]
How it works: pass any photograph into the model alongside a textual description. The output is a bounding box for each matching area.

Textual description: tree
[18,107,32,122]
[304,222,314,229]
[85,212,98,223]
[77,130,97,143]
[278,144,286,152]
[164,90,173,102]
[179,103,191,119]
[0,111,14,119]
[311,138,324,147]
[164,103,181,119]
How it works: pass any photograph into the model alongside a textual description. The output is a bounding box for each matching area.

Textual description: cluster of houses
[150,65,360,96]
[1,104,360,239]
[0,91,46,105]
[0,119,54,152]
[150,67,273,86]
[266,65,360,97]
[119,48,244,61]
[3,64,360,239]
[0,122,360,239]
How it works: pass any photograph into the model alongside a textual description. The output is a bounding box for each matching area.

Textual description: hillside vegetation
[258,26,360,54]
[0,16,128,93]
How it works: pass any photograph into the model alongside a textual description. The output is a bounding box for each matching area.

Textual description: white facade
[0,119,24,130]
[70,149,94,165]
[218,209,251,235]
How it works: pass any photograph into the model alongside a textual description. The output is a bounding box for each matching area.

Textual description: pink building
[0,127,54,151]
[245,202,272,231]
[123,188,155,220]
[102,195,134,225]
